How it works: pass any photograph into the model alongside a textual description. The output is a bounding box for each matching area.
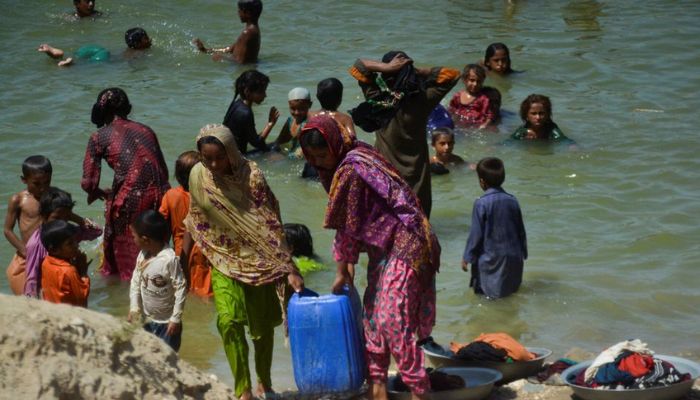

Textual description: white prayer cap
[288,87,311,101]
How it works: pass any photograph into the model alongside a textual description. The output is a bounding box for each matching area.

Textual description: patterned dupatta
[300,116,440,274]
[184,125,297,318]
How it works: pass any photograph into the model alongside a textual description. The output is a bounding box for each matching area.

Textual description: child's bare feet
[37,44,64,59]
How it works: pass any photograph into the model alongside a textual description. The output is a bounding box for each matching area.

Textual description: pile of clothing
[572,339,691,390]
[449,332,536,363]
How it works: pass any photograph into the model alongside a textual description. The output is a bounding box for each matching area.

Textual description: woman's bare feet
[256,382,275,398]
[239,389,253,400]
[369,382,388,400]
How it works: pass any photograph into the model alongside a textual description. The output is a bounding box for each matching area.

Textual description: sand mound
[0,294,234,399]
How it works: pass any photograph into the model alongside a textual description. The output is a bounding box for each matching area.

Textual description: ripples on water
[1,0,699,390]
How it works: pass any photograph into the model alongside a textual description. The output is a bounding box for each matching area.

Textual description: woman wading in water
[299,116,440,400]
[183,124,303,400]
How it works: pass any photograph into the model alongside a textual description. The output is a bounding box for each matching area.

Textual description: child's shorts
[144,321,182,351]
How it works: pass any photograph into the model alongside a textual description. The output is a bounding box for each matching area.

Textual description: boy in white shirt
[128,210,187,351]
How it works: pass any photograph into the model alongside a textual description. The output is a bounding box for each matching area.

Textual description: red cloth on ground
[618,353,654,377]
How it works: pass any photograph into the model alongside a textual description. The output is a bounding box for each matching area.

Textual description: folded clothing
[450,332,536,362]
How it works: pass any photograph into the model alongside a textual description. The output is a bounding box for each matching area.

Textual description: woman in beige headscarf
[183,124,304,400]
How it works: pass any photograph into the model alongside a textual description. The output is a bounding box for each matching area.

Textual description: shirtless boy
[193,0,263,64]
[3,156,52,294]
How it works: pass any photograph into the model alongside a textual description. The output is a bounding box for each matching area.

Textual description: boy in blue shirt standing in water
[462,157,527,299]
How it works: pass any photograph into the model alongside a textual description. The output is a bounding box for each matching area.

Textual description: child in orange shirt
[40,220,90,307]
[159,151,212,297]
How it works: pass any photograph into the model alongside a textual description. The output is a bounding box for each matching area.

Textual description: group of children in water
[6,2,579,394]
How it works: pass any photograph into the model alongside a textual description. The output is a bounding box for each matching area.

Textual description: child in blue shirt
[462,157,527,299]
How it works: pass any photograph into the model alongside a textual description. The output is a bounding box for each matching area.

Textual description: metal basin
[562,355,700,400]
[387,367,502,400]
[423,344,552,384]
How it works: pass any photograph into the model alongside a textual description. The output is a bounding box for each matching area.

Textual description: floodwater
[1,0,699,391]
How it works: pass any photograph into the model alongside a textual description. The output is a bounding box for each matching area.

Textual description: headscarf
[299,116,440,275]
[350,51,425,132]
[184,124,298,319]
[299,116,355,192]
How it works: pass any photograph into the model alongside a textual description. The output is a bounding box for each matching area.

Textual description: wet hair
[284,223,313,257]
[196,135,225,151]
[431,127,454,145]
[238,0,263,22]
[41,220,79,252]
[484,42,512,72]
[22,155,52,177]
[132,209,169,243]
[476,157,505,188]
[91,87,132,128]
[316,78,343,111]
[125,27,148,49]
[174,151,201,191]
[73,0,90,4]
[462,64,486,82]
[233,70,270,102]
[482,86,502,122]
[40,187,75,219]
[299,128,328,149]
[519,94,552,123]
[482,86,502,109]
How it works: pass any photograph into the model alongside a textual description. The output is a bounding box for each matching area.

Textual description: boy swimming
[38,27,151,66]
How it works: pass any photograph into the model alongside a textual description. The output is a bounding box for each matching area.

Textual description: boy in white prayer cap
[272,87,313,158]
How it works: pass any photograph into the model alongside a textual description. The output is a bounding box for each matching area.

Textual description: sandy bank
[0,294,234,399]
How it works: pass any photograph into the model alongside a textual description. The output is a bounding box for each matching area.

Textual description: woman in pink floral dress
[299,116,440,400]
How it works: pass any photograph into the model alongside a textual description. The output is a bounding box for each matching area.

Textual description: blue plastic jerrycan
[288,286,365,394]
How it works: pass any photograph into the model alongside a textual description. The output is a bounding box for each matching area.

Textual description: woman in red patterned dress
[81,87,170,280]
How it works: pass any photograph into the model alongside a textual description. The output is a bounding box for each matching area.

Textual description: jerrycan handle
[296,287,320,298]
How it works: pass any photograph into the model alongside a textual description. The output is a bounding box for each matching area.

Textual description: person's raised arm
[259,106,279,141]
[3,194,26,257]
